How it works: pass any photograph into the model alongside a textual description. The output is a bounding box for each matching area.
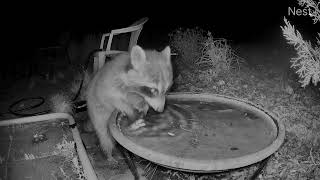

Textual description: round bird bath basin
[110,93,285,172]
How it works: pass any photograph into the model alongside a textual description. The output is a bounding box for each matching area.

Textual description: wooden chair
[93,17,149,72]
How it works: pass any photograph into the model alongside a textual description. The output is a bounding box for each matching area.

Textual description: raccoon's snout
[145,96,165,112]
[154,103,164,112]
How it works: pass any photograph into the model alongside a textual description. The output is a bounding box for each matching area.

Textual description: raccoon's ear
[162,46,171,64]
[130,45,146,70]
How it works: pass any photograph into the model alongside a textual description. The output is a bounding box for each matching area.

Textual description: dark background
[2,0,317,63]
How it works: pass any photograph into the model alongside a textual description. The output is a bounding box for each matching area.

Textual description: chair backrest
[94,17,148,72]
[127,17,149,50]
[100,17,149,52]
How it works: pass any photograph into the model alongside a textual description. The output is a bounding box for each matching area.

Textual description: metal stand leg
[249,156,271,180]
[118,144,140,180]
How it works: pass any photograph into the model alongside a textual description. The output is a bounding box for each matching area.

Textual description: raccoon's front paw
[129,118,146,131]
[124,107,146,123]
[138,101,149,116]
[100,146,119,164]
[127,92,149,115]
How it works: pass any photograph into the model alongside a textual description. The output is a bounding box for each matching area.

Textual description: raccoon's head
[125,45,173,112]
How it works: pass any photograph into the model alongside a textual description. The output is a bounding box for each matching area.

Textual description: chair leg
[93,51,106,72]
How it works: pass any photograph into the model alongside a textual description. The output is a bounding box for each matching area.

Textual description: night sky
[3,0,318,62]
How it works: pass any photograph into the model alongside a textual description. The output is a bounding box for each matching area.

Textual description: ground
[0,37,319,180]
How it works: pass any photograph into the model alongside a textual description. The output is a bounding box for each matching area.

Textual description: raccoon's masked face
[125,45,173,112]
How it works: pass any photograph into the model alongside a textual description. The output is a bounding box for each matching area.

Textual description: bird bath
[110,93,285,172]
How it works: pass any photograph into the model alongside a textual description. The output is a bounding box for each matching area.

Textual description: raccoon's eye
[150,88,158,95]
[139,86,158,97]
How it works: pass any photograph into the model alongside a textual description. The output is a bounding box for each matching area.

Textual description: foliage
[197,33,242,76]
[169,27,207,69]
[281,0,320,88]
[297,0,320,24]
[169,27,242,80]
[281,17,320,88]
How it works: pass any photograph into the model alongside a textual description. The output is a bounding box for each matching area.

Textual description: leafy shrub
[169,27,242,81]
[281,0,320,88]
[169,27,207,69]
[297,0,320,24]
[197,33,242,75]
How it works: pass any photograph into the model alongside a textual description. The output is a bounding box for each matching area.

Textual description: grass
[167,26,320,179]
[170,60,320,179]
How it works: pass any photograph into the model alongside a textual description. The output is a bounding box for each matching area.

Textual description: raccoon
[86,45,173,162]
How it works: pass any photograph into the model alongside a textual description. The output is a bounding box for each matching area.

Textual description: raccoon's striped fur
[86,45,173,161]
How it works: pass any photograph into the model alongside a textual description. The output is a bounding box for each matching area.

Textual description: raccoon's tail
[49,93,74,114]
[50,48,103,114]
[50,66,91,114]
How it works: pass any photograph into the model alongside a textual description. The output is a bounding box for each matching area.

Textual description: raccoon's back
[86,53,131,106]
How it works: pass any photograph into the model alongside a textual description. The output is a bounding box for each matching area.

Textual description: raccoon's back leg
[87,100,117,162]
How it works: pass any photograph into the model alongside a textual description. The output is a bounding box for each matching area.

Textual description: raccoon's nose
[154,102,164,112]
[147,97,165,112]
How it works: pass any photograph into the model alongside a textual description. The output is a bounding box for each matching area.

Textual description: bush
[197,33,242,75]
[297,0,320,24]
[169,27,207,69]
[281,0,320,88]
[169,27,242,80]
